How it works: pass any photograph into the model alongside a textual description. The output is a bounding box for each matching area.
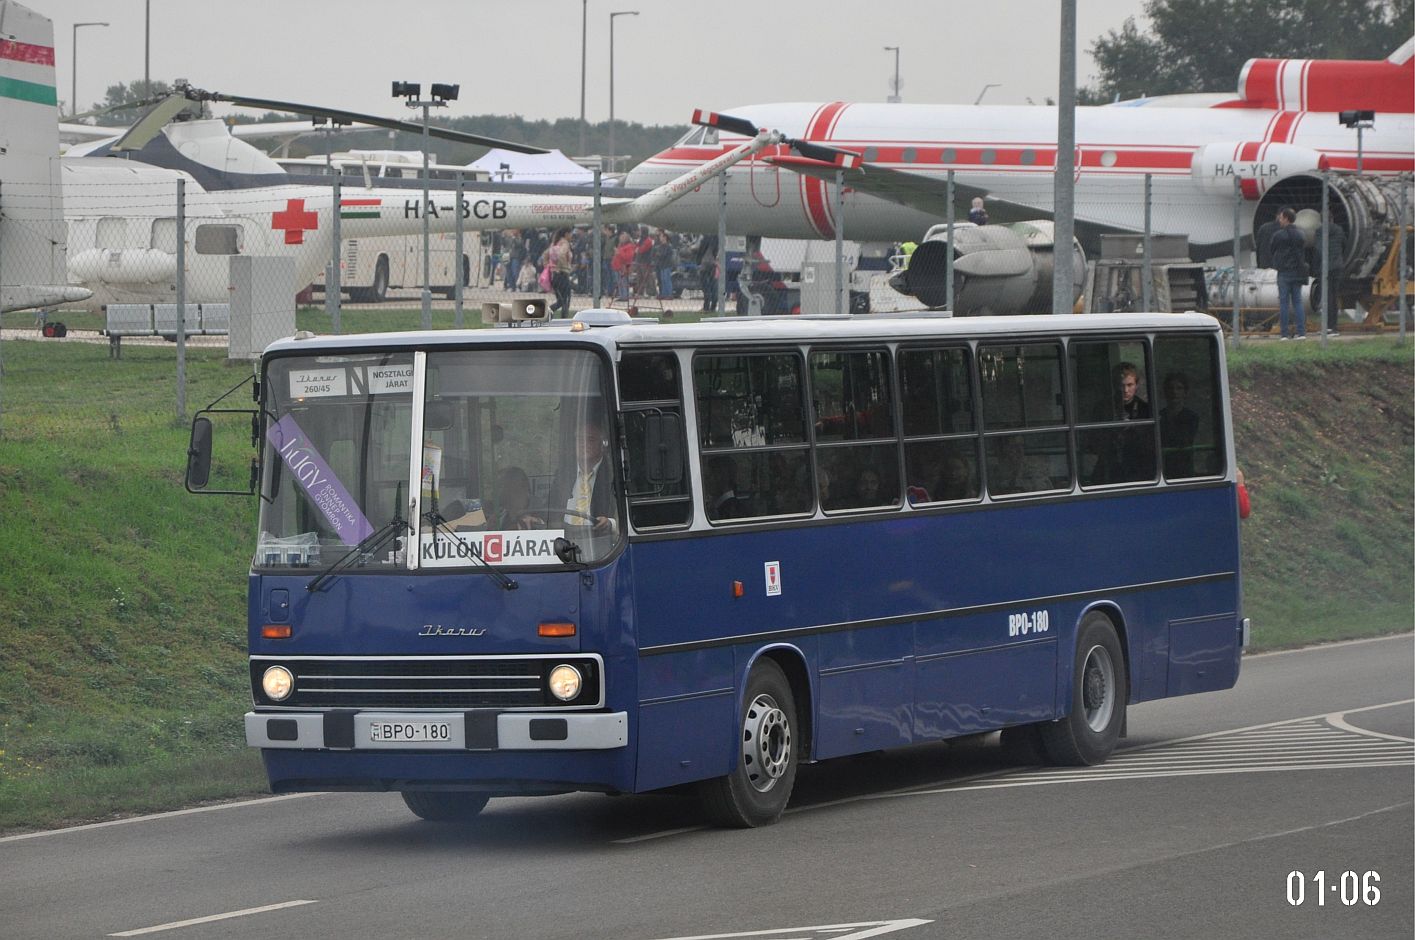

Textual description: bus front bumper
[246,710,627,751]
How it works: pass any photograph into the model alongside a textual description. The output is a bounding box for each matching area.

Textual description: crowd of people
[482,226,726,312]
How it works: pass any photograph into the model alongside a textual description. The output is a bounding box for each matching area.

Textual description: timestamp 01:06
[1286,870,1381,906]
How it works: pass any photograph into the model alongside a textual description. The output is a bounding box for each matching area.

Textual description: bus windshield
[257,347,620,570]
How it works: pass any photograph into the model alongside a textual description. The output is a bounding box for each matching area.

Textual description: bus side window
[1154,335,1225,479]
[979,343,1070,496]
[810,349,900,512]
[693,352,811,521]
[901,346,980,504]
[619,353,691,529]
[1071,340,1157,488]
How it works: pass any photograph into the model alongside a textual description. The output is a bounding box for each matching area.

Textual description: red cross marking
[271,198,319,245]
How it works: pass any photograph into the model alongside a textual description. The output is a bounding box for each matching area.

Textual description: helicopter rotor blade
[788,138,862,169]
[187,88,548,154]
[110,93,202,152]
[690,109,761,139]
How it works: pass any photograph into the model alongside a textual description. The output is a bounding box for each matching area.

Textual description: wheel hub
[1081,645,1115,732]
[742,693,791,792]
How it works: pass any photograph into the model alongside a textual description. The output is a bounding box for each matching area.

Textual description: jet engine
[889,221,1086,315]
[1253,173,1411,285]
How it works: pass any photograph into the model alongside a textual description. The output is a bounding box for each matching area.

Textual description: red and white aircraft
[626,41,1413,294]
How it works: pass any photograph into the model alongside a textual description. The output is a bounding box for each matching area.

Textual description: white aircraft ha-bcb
[0,0,780,313]
[626,41,1413,311]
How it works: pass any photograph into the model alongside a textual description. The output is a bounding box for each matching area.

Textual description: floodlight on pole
[884,46,901,103]
[71,21,109,118]
[1338,110,1375,175]
[393,80,453,328]
[608,10,639,173]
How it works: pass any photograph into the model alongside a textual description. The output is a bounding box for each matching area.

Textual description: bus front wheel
[698,659,799,828]
[401,791,489,822]
[1039,613,1126,766]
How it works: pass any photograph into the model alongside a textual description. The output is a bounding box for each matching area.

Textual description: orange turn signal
[262,624,293,639]
[539,621,576,637]
[732,581,744,598]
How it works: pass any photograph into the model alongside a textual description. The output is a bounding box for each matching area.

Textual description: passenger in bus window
[705,456,750,521]
[1159,372,1199,478]
[1112,361,1151,421]
[935,451,978,501]
[990,435,1051,495]
[851,466,884,507]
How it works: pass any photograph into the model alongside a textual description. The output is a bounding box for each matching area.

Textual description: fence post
[717,168,728,314]
[1142,173,1154,312]
[175,177,187,424]
[0,180,6,440]
[1400,173,1409,346]
[330,173,342,334]
[945,170,955,312]
[1320,170,1330,347]
[834,167,845,316]
[454,171,465,329]
[592,168,602,308]
[1231,176,1241,346]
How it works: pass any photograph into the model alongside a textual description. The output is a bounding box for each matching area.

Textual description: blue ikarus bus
[186,309,1247,827]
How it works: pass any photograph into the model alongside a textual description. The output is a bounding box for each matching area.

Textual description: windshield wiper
[425,498,518,591]
[306,515,410,593]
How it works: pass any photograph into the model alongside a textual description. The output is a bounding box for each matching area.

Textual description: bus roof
[264,312,1223,358]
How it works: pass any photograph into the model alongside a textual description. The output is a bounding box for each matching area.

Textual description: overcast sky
[35,1,1153,126]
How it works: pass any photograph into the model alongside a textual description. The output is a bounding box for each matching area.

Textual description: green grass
[0,328,1409,833]
[0,340,268,831]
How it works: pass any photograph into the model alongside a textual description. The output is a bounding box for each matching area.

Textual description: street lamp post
[393,81,458,329]
[608,10,639,173]
[71,21,109,117]
[579,0,588,156]
[884,46,900,103]
[974,83,1001,105]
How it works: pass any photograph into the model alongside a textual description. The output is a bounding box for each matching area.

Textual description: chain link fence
[2,161,1411,425]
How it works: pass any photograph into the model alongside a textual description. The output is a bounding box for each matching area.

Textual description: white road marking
[108,899,318,937]
[890,702,1413,795]
[1246,632,1413,658]
[648,919,932,940]
[0,793,322,844]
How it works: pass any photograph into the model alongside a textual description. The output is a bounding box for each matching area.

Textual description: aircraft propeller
[691,109,862,169]
[109,82,549,155]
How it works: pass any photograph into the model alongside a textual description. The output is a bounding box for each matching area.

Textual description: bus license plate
[369,720,452,744]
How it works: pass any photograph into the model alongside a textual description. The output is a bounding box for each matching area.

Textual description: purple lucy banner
[267,414,375,545]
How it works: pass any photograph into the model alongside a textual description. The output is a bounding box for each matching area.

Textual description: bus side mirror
[186,409,260,496]
[186,417,213,490]
[643,413,684,485]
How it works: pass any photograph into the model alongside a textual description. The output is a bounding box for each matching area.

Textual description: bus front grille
[250,656,602,710]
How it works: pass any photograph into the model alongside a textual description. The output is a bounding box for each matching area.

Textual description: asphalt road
[3,634,1411,940]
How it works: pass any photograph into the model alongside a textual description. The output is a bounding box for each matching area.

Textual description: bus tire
[400,791,489,822]
[1039,613,1126,766]
[698,658,799,828]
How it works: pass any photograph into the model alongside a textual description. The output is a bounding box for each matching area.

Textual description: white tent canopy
[467,148,595,185]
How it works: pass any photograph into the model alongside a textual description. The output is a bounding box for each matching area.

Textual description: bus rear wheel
[698,659,799,828]
[401,791,489,822]
[1039,613,1126,766]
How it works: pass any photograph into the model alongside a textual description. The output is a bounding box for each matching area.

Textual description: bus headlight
[548,664,582,702]
[262,665,294,702]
